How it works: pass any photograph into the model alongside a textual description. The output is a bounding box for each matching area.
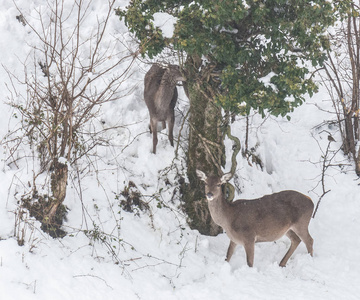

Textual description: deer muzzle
[206,192,214,201]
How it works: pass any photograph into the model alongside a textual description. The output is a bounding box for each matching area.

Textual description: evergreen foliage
[117,0,340,117]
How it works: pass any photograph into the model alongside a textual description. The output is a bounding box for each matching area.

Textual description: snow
[0,1,359,300]
[153,12,177,38]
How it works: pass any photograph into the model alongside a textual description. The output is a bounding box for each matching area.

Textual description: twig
[73,274,113,290]
[312,139,335,218]
[225,123,241,176]
[187,120,223,172]
[312,189,330,218]
[175,108,190,159]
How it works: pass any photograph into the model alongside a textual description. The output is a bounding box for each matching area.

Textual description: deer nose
[206,192,214,201]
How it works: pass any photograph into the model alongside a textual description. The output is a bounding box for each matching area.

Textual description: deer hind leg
[225,240,237,262]
[167,113,175,147]
[150,118,158,154]
[292,225,314,257]
[279,230,301,267]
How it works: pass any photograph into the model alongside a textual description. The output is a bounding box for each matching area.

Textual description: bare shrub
[3,0,136,236]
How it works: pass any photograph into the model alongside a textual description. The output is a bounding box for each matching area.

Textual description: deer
[144,64,185,154]
[196,170,314,267]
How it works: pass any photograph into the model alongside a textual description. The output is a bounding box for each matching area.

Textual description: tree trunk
[355,155,360,176]
[343,111,356,156]
[45,159,68,223]
[181,56,225,236]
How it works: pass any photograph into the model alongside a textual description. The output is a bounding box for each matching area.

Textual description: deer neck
[207,195,232,229]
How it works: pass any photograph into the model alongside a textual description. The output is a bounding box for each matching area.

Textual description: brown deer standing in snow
[144,64,185,154]
[196,170,314,267]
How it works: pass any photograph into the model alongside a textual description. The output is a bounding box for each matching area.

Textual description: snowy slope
[0,1,359,300]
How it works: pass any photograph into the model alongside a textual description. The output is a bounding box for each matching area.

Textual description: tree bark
[45,159,68,223]
[181,56,225,236]
[355,155,360,176]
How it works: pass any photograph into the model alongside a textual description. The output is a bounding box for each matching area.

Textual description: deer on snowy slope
[196,170,314,267]
[144,64,185,154]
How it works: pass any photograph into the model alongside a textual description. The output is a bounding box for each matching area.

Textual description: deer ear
[196,170,207,182]
[220,173,232,184]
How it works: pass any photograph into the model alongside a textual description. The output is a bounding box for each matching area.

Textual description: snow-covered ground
[0,1,359,299]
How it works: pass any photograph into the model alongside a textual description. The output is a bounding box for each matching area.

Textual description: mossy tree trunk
[182,56,225,236]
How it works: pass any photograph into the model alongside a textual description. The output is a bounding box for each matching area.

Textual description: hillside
[0,1,359,300]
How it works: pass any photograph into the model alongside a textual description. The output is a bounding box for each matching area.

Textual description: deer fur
[144,64,185,154]
[196,170,314,267]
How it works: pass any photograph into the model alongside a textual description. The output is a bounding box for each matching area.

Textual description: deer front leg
[226,240,237,262]
[243,242,255,267]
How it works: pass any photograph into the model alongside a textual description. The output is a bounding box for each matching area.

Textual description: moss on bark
[181,55,225,236]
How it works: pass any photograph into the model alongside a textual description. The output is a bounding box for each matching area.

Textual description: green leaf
[118,0,337,118]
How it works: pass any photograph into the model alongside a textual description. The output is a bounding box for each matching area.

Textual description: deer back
[144,64,185,118]
[227,191,313,242]
[144,64,166,114]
